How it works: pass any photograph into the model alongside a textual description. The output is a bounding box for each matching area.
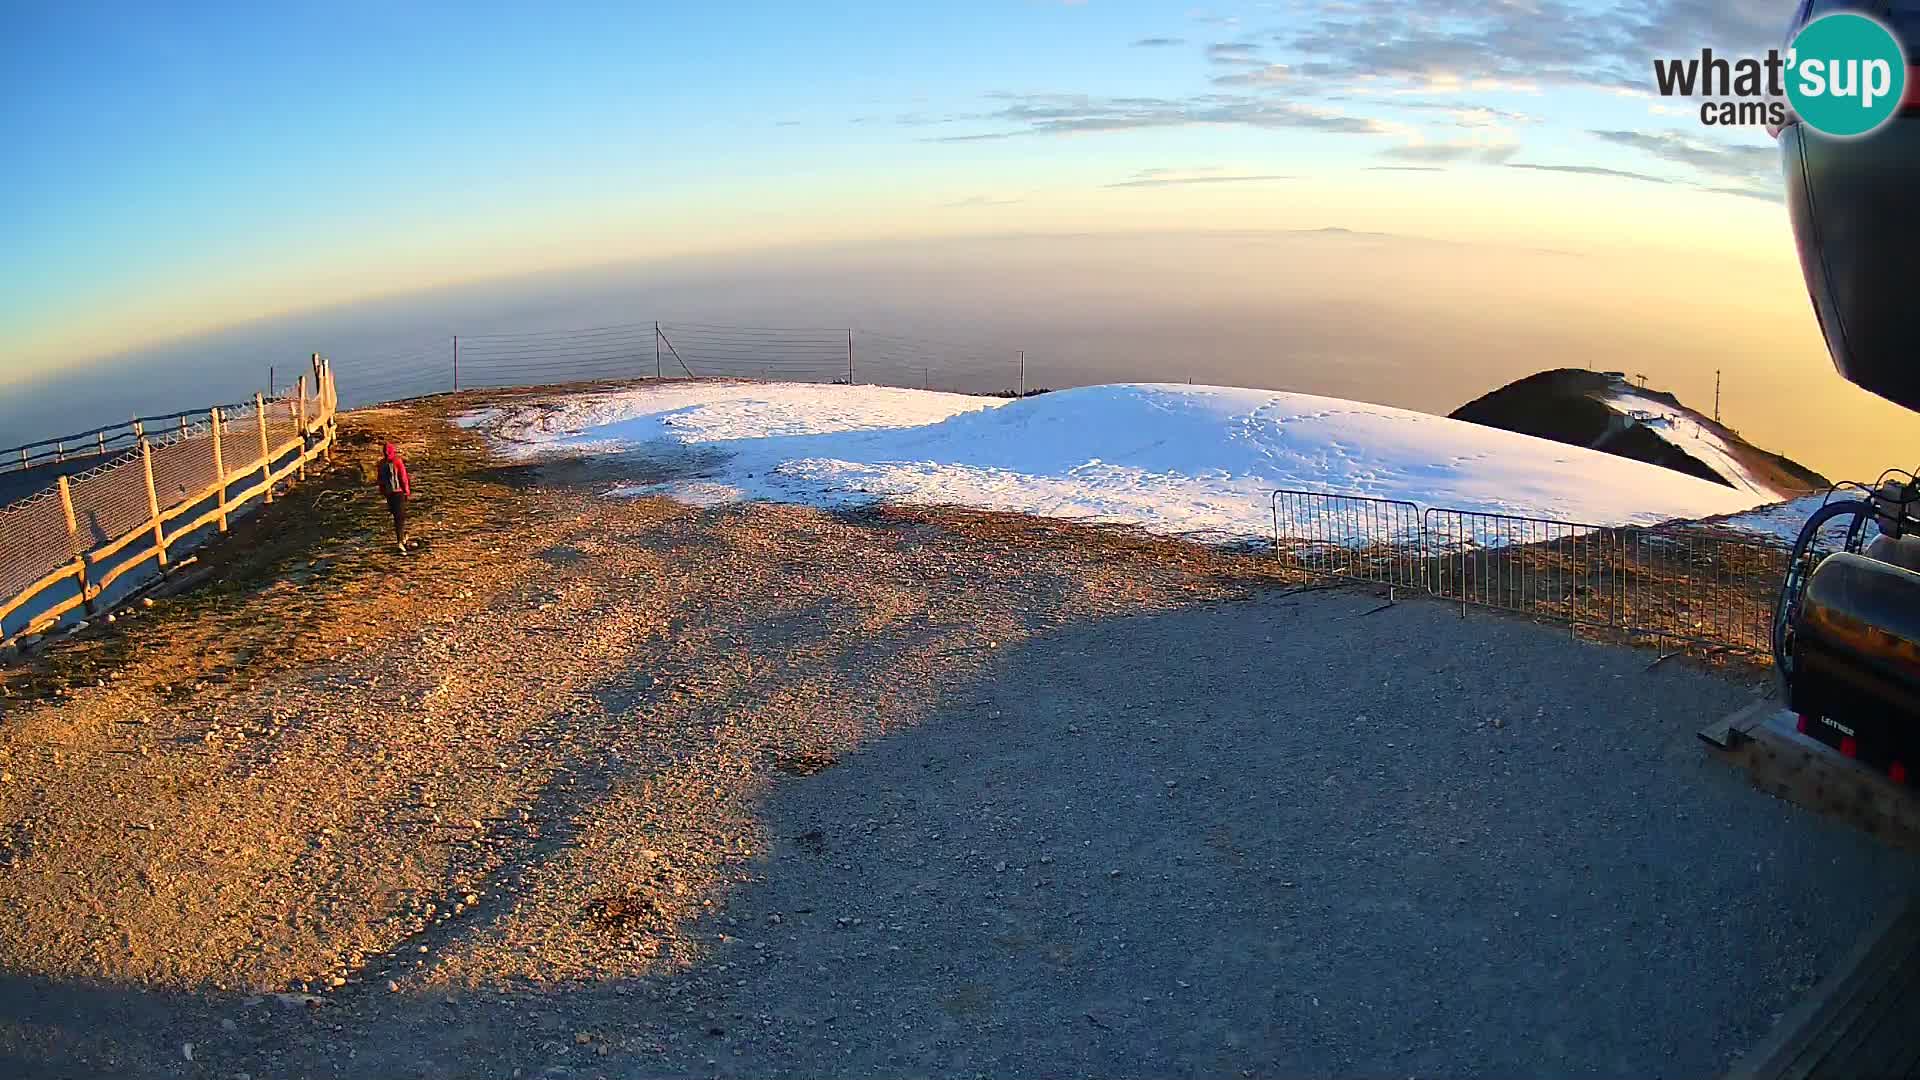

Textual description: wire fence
[1271,488,1793,657]
[326,320,1034,409]
[0,363,338,646]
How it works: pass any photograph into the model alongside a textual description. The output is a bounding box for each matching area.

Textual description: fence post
[322,362,335,462]
[96,431,106,456]
[141,440,167,569]
[294,378,307,481]
[210,407,229,532]
[256,392,274,505]
[58,475,93,616]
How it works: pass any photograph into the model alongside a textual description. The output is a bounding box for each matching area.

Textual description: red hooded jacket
[377,443,412,498]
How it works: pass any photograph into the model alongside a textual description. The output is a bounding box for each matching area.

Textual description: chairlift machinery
[1770,0,1920,786]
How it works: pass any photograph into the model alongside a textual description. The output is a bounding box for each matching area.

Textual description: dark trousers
[386,493,408,542]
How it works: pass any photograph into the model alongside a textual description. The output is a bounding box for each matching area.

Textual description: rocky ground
[1,387,1916,1080]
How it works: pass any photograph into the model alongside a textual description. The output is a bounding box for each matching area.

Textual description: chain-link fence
[1272,490,1793,657]
[328,320,1037,409]
[0,366,338,645]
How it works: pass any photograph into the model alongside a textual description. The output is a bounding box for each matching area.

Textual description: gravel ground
[1,393,1916,1080]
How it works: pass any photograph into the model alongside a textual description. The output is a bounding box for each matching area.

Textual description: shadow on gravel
[7,591,1920,1080]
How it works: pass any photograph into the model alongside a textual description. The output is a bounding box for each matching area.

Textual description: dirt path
[1,388,1915,1079]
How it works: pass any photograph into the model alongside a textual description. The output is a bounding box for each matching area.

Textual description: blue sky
[3,1,1799,377]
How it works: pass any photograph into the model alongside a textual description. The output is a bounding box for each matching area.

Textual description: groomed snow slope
[1602,389,1784,499]
[463,381,1778,542]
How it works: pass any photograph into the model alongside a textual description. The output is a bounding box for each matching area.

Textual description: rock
[140,597,154,609]
[220,1018,238,1032]
[575,1032,593,1045]
[182,1042,194,1062]
[387,980,400,993]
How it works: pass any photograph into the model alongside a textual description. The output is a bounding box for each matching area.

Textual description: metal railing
[1270,490,1424,593]
[1273,490,1791,657]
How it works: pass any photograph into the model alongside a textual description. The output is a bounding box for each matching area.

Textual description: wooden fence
[0,359,338,648]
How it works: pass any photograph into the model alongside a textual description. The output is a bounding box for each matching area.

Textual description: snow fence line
[0,361,340,649]
[1269,488,1795,657]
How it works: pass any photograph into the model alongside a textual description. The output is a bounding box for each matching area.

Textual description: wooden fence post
[58,476,93,615]
[294,378,307,481]
[256,393,274,505]
[141,440,167,569]
[321,362,335,462]
[210,407,229,532]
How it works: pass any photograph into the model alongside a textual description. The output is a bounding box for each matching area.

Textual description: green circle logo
[1788,12,1908,137]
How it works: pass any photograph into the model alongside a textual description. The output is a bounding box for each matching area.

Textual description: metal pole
[453,336,460,392]
[656,322,662,379]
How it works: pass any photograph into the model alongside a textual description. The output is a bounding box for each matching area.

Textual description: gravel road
[1,395,1915,1080]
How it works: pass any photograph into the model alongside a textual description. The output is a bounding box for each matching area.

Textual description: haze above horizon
[6,1,1911,482]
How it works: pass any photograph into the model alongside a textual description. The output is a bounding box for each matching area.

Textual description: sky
[6,0,1912,480]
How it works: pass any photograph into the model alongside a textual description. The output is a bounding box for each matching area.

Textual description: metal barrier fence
[1273,490,1791,656]
[0,362,338,646]
[1270,490,1424,593]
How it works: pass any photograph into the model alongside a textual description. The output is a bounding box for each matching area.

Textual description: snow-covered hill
[1450,369,1828,503]
[462,381,1779,543]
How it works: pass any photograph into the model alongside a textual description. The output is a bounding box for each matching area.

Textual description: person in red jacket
[375,442,413,551]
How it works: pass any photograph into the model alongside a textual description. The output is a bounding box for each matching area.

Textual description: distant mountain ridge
[1449,369,1829,501]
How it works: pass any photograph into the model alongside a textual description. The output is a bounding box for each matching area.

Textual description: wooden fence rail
[0,358,338,648]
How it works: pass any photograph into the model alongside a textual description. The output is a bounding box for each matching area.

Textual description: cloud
[942,195,1023,209]
[930,92,1391,141]
[1695,184,1785,203]
[1212,64,1292,88]
[1506,162,1674,185]
[1368,165,1447,172]
[1207,42,1266,67]
[1132,37,1187,47]
[1588,128,1779,185]
[1104,171,1296,188]
[1381,139,1519,164]
[1277,0,1784,97]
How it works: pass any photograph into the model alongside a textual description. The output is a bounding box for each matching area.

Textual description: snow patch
[462,380,1778,543]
